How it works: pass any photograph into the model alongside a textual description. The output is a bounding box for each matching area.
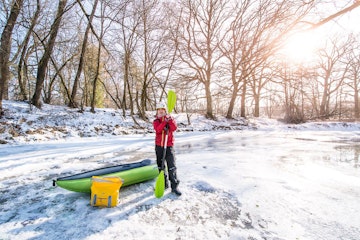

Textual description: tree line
[1,0,359,123]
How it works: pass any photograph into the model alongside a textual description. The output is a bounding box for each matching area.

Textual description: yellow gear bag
[90,176,123,208]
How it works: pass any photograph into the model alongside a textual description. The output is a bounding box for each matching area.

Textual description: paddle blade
[154,170,165,198]
[167,90,176,114]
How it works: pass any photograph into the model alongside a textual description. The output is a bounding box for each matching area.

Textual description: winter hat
[156,101,167,110]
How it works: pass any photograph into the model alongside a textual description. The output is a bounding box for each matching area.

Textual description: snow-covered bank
[2,100,360,145]
[0,100,251,144]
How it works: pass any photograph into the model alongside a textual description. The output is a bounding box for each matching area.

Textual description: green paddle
[154,90,176,198]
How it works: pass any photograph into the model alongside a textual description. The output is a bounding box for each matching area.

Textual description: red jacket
[153,115,177,147]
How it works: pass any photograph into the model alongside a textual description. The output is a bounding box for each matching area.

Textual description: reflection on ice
[333,145,360,168]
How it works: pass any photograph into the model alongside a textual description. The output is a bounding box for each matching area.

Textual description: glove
[165,115,172,122]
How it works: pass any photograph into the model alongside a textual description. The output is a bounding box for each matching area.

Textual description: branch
[309,1,360,29]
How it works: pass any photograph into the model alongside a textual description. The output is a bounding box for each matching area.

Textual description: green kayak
[53,159,158,193]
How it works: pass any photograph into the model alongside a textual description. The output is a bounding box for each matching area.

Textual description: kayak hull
[54,159,159,193]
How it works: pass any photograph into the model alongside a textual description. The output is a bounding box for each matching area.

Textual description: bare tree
[308,1,360,29]
[153,1,182,105]
[16,0,40,101]
[343,34,360,118]
[100,0,167,120]
[177,0,230,119]
[317,36,351,119]
[0,0,24,115]
[112,0,141,117]
[68,0,99,108]
[351,55,360,118]
[31,0,68,108]
[220,0,315,119]
[90,0,101,113]
[134,0,176,120]
[48,54,76,104]
[138,0,160,119]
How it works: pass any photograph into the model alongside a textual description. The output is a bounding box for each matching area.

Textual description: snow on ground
[0,100,252,144]
[1,100,360,240]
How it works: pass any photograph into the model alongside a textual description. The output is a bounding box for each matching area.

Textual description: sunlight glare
[282,31,321,63]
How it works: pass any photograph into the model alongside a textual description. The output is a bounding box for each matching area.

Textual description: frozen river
[0,129,360,239]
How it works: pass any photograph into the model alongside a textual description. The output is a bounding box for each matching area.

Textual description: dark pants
[155,145,179,190]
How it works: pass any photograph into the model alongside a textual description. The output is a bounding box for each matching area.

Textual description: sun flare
[281,31,321,63]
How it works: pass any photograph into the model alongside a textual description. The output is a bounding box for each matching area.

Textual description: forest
[1,0,360,123]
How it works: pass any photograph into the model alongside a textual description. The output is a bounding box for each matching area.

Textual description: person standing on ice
[153,101,181,196]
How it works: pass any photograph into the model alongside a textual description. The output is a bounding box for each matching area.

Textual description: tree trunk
[254,93,260,117]
[90,0,101,113]
[204,80,214,119]
[320,77,329,119]
[240,77,247,118]
[354,77,360,119]
[18,0,40,101]
[226,81,239,119]
[0,0,24,115]
[122,50,130,117]
[69,0,98,108]
[90,45,101,113]
[32,0,67,108]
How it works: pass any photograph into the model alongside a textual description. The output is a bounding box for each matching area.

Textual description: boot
[172,188,182,196]
[164,174,169,189]
[171,180,181,196]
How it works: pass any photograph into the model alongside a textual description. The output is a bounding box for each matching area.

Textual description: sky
[338,7,360,32]
[1,100,360,240]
